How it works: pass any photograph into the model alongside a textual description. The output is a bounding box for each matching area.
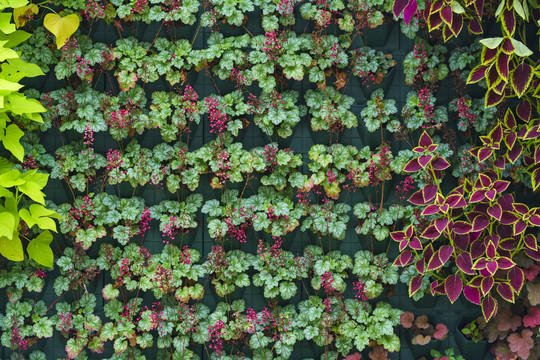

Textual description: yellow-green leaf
[0,13,16,33]
[0,78,22,96]
[3,123,24,161]
[43,13,79,49]
[0,233,23,261]
[0,40,18,61]
[0,211,15,239]
[6,93,46,114]
[0,0,29,10]
[27,230,53,267]
[13,3,37,28]
[1,58,45,83]
[0,169,23,187]
[18,181,45,204]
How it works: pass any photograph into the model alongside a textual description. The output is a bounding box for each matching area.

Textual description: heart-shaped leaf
[43,13,80,49]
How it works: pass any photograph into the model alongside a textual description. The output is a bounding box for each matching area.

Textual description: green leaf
[479,37,503,49]
[510,38,533,57]
[0,233,23,261]
[0,13,15,34]
[3,123,24,161]
[43,13,80,49]
[27,230,53,267]
[0,211,15,238]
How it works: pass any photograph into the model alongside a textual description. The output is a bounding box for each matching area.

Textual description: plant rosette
[296,296,402,356]
[403,39,449,88]
[0,299,54,352]
[305,86,358,134]
[391,131,540,321]
[252,239,310,300]
[52,294,103,358]
[92,193,148,245]
[143,244,205,302]
[400,312,448,357]
[19,133,55,173]
[40,85,108,134]
[306,245,352,294]
[57,195,106,250]
[53,246,101,298]
[428,347,466,360]
[354,203,417,243]
[0,260,48,303]
[248,89,307,139]
[449,96,497,134]
[247,186,303,238]
[148,85,200,143]
[350,47,396,87]
[199,90,250,141]
[401,89,448,132]
[196,300,250,356]
[252,143,306,192]
[97,243,153,293]
[301,200,351,241]
[190,137,256,189]
[346,0,394,30]
[51,141,107,193]
[352,250,399,299]
[106,140,154,189]
[360,88,399,133]
[149,194,203,243]
[102,86,150,140]
[139,302,209,360]
[246,304,300,359]
[201,0,253,28]
[455,316,488,359]
[204,246,254,298]
[202,189,255,243]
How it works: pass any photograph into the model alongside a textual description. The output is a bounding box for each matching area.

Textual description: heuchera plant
[400,312,448,345]
[391,131,540,321]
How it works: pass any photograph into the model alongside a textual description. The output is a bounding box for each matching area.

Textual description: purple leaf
[404,158,422,172]
[508,267,524,294]
[440,5,452,24]
[501,37,515,54]
[421,225,441,240]
[422,204,441,216]
[427,252,443,271]
[497,52,510,80]
[502,8,515,35]
[482,296,498,321]
[409,275,423,297]
[450,12,463,36]
[445,274,463,303]
[429,11,443,29]
[435,217,449,233]
[497,257,515,270]
[418,154,432,168]
[507,143,523,164]
[524,234,537,250]
[403,0,418,25]
[512,63,533,98]
[393,0,411,18]
[485,89,504,107]
[486,260,498,275]
[419,131,433,148]
[525,247,540,261]
[514,221,527,235]
[488,204,503,221]
[456,253,475,275]
[469,16,482,34]
[454,234,470,251]
[409,236,422,250]
[431,157,450,170]
[481,276,494,296]
[393,250,413,267]
[471,241,486,259]
[500,211,519,224]
[464,285,481,305]
[472,215,490,232]
[467,65,488,83]
[497,283,514,303]
[415,259,425,274]
[486,241,496,258]
[439,245,454,265]
[453,221,472,234]
[517,100,531,121]
[475,0,484,16]
[390,231,406,242]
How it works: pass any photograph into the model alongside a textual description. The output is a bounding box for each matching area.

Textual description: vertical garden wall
[1,0,540,359]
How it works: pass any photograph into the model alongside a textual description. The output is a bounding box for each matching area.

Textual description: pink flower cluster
[205,96,228,134]
[58,311,73,337]
[208,319,226,355]
[395,176,415,200]
[69,195,95,229]
[418,87,435,127]
[456,97,476,128]
[22,155,37,170]
[263,31,283,61]
[368,146,391,187]
[137,207,151,237]
[10,323,27,351]
[353,280,368,301]
[132,0,148,14]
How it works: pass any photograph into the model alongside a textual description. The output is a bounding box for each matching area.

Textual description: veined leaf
[43,13,79,49]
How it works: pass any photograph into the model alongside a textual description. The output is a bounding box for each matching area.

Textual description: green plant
[354,203,416,241]
[460,317,486,343]
[149,195,203,241]
[350,47,396,85]
[0,260,48,302]
[205,247,254,297]
[308,245,352,292]
[401,90,448,131]
[51,141,107,192]
[361,88,398,132]
[403,39,448,86]
[430,347,465,360]
[305,86,358,133]
[252,239,311,299]
[352,250,399,299]
[0,299,53,352]
[249,90,306,138]
[252,143,306,191]
[301,201,351,241]
[53,294,103,358]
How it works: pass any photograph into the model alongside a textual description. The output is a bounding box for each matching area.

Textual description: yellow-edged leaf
[43,13,79,49]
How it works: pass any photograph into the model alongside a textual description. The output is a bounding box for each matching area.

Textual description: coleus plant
[391,131,540,321]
